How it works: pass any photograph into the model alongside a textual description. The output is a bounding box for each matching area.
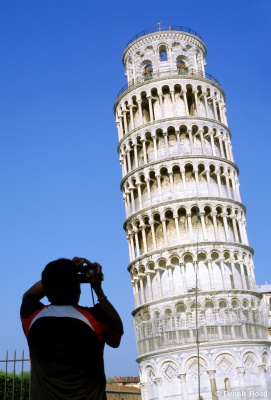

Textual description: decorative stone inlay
[162,362,178,381]
[146,366,156,384]
[243,353,257,372]
[216,355,234,374]
[186,357,206,377]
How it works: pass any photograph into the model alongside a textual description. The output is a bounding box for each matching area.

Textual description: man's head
[42,258,80,305]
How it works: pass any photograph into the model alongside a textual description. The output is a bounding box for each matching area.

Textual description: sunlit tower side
[114,26,271,399]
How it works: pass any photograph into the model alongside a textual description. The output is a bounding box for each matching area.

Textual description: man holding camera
[20,257,124,400]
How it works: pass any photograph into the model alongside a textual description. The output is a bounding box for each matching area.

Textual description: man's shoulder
[20,294,44,319]
[74,304,110,325]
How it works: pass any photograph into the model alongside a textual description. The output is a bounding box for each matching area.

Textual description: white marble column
[133,279,140,307]
[141,224,148,253]
[207,370,218,400]
[146,272,153,301]
[236,367,247,400]
[188,129,194,153]
[133,142,139,168]
[139,275,145,303]
[177,373,188,400]
[163,133,169,157]
[182,89,189,116]
[147,96,154,121]
[140,382,149,400]
[200,212,207,240]
[174,213,181,243]
[152,134,158,159]
[170,90,177,116]
[158,92,165,118]
[187,213,193,240]
[142,139,148,163]
[154,377,163,400]
[154,268,163,298]
[212,97,218,120]
[137,99,144,125]
[161,218,168,246]
[122,110,129,134]
[150,219,157,250]
[212,212,219,240]
[199,129,206,154]
[128,104,135,130]
[222,212,230,241]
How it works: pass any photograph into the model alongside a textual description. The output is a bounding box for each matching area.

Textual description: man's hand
[72,257,123,338]
[72,257,89,268]
[72,257,104,290]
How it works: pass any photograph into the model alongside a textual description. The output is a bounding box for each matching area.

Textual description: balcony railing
[126,25,203,47]
[116,69,220,99]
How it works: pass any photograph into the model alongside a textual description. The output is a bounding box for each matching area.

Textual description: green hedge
[0,371,31,400]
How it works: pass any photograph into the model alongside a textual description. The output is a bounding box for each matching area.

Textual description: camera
[77,263,104,284]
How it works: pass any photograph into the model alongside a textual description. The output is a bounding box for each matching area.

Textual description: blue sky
[0,0,270,377]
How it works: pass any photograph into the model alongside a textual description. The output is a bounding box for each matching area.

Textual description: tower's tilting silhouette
[114,26,271,399]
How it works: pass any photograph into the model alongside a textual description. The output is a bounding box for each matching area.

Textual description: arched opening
[176,57,188,75]
[143,63,153,80]
[159,44,168,61]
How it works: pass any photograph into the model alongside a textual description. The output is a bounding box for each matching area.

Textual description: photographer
[20,257,124,400]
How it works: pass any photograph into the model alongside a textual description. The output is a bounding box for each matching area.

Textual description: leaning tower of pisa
[114,26,271,399]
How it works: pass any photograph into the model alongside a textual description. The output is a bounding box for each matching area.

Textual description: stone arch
[205,299,215,323]
[191,205,203,242]
[158,43,168,62]
[179,124,190,155]
[213,352,238,389]
[167,125,178,156]
[196,85,206,117]
[209,163,219,196]
[164,208,176,246]
[144,364,157,398]
[211,251,223,290]
[183,253,196,292]
[174,83,186,115]
[262,350,270,366]
[184,356,210,388]
[185,84,196,116]
[198,162,209,196]
[140,91,151,123]
[153,212,163,249]
[197,252,211,291]
[202,125,213,155]
[149,169,158,199]
[142,214,153,253]
[204,205,214,240]
[160,360,179,382]
[242,351,260,384]
[161,85,174,117]
[160,166,171,195]
[172,163,182,192]
[177,206,189,243]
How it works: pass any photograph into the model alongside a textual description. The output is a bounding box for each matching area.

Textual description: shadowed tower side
[114,25,271,400]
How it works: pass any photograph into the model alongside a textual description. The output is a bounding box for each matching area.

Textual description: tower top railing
[126,25,203,48]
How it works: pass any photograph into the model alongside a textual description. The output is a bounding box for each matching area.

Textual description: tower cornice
[123,196,246,228]
[126,241,254,272]
[114,73,224,111]
[120,155,239,189]
[117,117,231,150]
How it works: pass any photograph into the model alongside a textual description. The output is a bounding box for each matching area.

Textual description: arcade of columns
[114,27,271,399]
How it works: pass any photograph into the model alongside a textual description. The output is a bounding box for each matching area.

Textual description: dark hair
[41,258,80,305]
